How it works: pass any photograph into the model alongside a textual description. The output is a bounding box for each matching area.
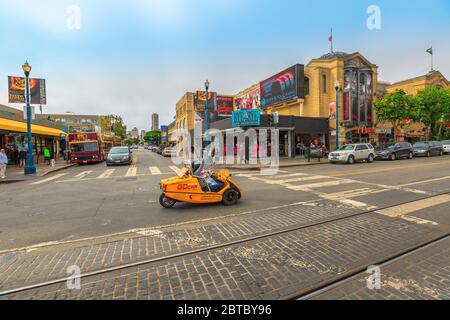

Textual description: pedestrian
[18,148,27,168]
[13,147,19,165]
[44,146,51,165]
[0,149,8,179]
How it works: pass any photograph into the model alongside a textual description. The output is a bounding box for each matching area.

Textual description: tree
[144,130,161,144]
[411,87,450,140]
[100,115,127,140]
[374,89,415,141]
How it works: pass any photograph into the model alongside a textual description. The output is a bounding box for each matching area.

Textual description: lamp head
[205,79,210,90]
[334,80,339,90]
[22,61,32,75]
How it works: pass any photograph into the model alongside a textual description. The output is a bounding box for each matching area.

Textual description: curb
[39,163,77,177]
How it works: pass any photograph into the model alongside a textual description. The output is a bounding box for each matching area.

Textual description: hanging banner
[8,76,47,105]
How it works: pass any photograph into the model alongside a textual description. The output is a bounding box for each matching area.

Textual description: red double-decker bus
[68,126,121,164]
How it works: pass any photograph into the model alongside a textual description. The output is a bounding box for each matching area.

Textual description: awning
[0,118,66,137]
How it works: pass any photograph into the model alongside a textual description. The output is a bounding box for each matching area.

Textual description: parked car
[106,146,132,166]
[441,140,450,154]
[375,142,414,161]
[162,147,177,157]
[413,141,444,157]
[329,143,375,164]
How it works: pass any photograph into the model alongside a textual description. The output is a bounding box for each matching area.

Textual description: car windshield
[413,142,429,148]
[376,144,394,151]
[109,147,129,154]
[339,145,355,151]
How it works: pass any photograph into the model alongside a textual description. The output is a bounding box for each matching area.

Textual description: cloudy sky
[0,0,449,131]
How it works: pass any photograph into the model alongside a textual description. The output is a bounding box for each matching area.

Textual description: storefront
[0,117,66,164]
[209,110,330,158]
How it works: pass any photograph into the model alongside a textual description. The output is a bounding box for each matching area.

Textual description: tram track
[1,190,449,299]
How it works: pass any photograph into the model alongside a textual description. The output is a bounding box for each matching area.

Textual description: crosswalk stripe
[257,175,327,185]
[286,179,354,191]
[126,167,137,177]
[97,169,115,179]
[74,171,93,179]
[149,167,162,175]
[31,173,68,185]
[169,166,181,175]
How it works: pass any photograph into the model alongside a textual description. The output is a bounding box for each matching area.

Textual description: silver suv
[329,143,376,164]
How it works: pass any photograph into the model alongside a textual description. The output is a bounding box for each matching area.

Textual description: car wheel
[159,194,176,209]
[223,189,239,206]
[427,151,431,158]
[439,150,443,156]
[408,152,413,159]
[390,153,396,161]
[347,155,355,165]
[330,161,336,164]
[368,154,375,163]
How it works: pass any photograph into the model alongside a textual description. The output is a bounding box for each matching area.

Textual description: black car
[413,141,444,157]
[106,147,133,166]
[375,142,414,161]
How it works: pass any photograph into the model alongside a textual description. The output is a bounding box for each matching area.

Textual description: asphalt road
[1,148,450,251]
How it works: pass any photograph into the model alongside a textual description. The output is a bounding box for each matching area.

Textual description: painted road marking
[169,166,181,175]
[337,199,378,210]
[126,167,137,177]
[375,194,450,226]
[74,171,93,179]
[257,175,328,185]
[30,173,68,185]
[149,167,162,175]
[398,176,450,187]
[321,188,387,200]
[327,160,450,178]
[97,169,115,179]
[286,179,354,191]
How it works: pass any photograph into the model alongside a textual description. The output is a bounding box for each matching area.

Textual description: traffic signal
[267,114,273,127]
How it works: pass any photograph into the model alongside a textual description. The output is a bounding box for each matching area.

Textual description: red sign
[353,127,376,135]
[217,96,233,116]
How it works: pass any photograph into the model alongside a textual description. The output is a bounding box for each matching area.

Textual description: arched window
[322,74,327,93]
[304,77,310,96]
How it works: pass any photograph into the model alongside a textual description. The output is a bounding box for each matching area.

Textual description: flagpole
[331,28,333,53]
[431,46,434,71]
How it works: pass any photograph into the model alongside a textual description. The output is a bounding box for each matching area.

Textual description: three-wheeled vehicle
[159,162,243,208]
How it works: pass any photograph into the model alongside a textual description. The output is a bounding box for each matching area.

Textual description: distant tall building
[151,113,159,131]
[130,127,139,140]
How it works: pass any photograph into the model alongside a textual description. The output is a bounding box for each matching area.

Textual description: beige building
[376,70,450,142]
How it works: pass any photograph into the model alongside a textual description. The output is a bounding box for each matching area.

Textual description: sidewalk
[0,162,77,184]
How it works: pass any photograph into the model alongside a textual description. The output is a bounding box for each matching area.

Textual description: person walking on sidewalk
[18,148,27,168]
[0,149,8,179]
[44,147,51,166]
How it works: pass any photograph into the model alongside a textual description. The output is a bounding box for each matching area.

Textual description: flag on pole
[426,47,433,55]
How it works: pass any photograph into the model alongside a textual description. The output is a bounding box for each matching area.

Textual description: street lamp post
[334,80,340,150]
[23,61,36,175]
[204,79,210,132]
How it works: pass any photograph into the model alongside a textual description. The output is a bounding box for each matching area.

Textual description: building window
[322,74,327,93]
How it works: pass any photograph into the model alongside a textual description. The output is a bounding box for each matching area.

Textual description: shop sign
[375,129,392,134]
[232,109,261,127]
